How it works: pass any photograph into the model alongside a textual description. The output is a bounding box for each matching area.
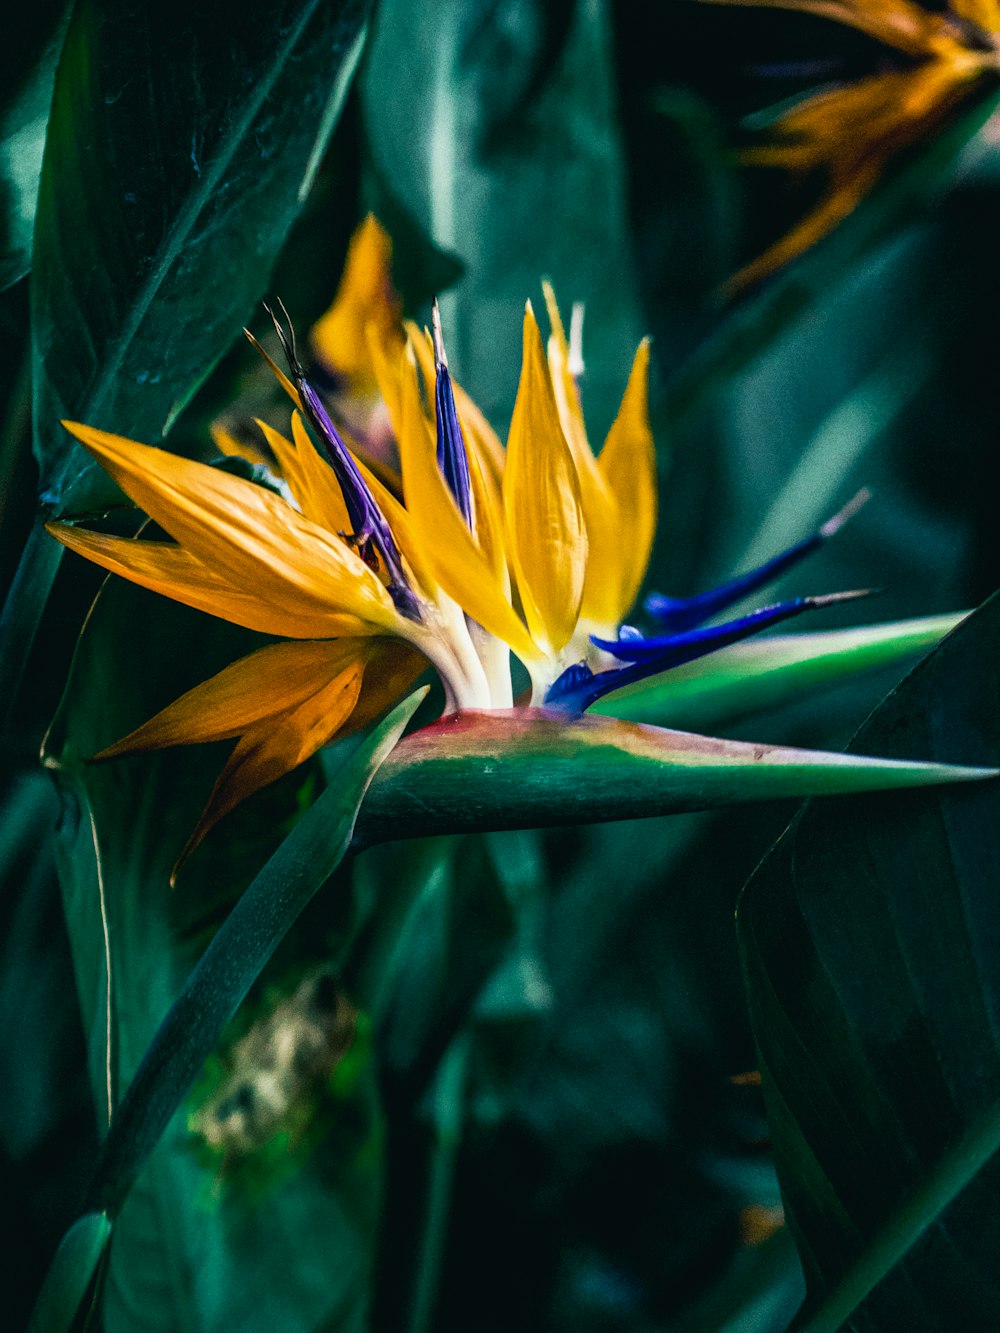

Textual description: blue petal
[545,661,597,709]
[433,302,474,528]
[644,490,869,632]
[548,591,870,712]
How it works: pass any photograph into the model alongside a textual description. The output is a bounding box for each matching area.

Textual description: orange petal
[347,638,429,735]
[173,657,366,877]
[96,639,372,757]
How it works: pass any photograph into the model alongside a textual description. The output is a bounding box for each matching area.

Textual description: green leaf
[47,685,421,1331]
[0,2,67,291]
[39,562,414,1330]
[738,592,1000,1328]
[360,0,642,439]
[354,707,993,845]
[594,614,964,731]
[33,0,370,511]
[27,1211,111,1333]
[0,0,369,737]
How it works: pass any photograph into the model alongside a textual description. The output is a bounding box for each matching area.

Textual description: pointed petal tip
[806,588,881,610]
[431,298,447,369]
[820,487,872,539]
[886,760,1000,786]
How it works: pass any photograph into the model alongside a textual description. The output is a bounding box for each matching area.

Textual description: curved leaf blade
[353,707,994,845]
[27,1211,111,1333]
[84,686,424,1221]
[738,592,1000,1328]
[0,2,67,290]
[32,0,370,515]
[1,0,369,738]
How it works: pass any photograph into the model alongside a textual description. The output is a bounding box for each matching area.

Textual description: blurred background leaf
[0,0,371,737]
[360,0,642,441]
[40,567,390,1331]
[740,594,1000,1329]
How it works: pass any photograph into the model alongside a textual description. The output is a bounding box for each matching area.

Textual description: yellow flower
[309,213,403,392]
[46,288,656,873]
[707,0,1000,286]
[212,214,404,473]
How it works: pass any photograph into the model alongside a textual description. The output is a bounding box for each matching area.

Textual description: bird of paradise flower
[45,219,962,877]
[706,0,1000,287]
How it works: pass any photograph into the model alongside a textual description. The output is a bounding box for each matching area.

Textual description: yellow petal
[60,422,401,634]
[541,281,592,469]
[402,323,508,587]
[593,339,657,626]
[951,0,1000,27]
[367,320,406,435]
[173,657,366,878]
[462,412,508,591]
[541,282,637,630]
[309,214,403,386]
[503,303,587,655]
[96,639,371,757]
[396,346,540,663]
[280,408,434,600]
[256,417,351,535]
[46,523,369,639]
[252,419,313,516]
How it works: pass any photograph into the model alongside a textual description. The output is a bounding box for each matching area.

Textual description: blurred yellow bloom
[708,0,1000,286]
[47,281,655,874]
[213,215,404,472]
[309,213,403,392]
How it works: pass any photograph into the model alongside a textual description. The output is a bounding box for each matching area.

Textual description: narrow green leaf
[594,614,964,730]
[84,686,424,1220]
[738,591,1000,1327]
[33,0,371,511]
[27,1211,111,1333]
[354,708,995,845]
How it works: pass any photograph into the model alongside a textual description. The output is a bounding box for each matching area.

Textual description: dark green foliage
[5,0,1000,1329]
[1,0,372,735]
[741,596,1000,1329]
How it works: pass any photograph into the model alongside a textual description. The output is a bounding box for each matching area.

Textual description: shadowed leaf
[739,592,1000,1328]
[1,0,370,736]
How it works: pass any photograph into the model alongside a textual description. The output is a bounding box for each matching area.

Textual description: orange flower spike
[704,0,1000,286]
[309,214,403,391]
